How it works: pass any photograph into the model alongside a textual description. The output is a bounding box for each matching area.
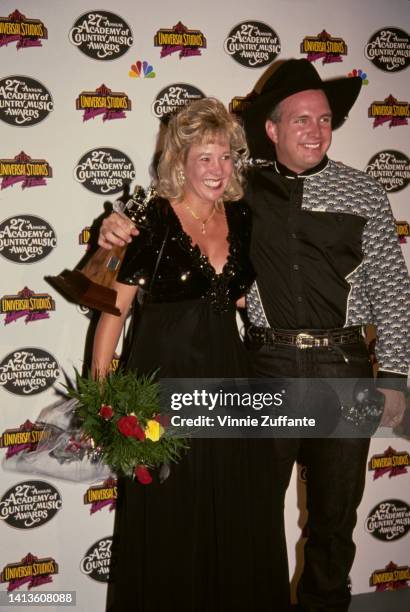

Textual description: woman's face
[182,139,233,204]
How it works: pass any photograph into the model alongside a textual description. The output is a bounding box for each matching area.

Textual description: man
[98,60,410,611]
[240,59,410,612]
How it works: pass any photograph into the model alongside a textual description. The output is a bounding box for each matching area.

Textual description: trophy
[47,186,156,316]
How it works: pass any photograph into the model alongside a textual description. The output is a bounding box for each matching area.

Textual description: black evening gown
[107,198,279,612]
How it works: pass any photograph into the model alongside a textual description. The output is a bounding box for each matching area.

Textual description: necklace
[184,202,217,234]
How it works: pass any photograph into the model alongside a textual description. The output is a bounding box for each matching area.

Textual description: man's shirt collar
[274,155,329,179]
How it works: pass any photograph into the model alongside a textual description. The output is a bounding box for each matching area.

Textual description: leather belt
[247,325,364,349]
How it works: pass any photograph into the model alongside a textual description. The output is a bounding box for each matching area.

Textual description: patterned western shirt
[245,156,410,378]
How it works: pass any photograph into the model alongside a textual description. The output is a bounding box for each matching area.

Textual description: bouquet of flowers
[3,370,188,485]
[68,369,188,484]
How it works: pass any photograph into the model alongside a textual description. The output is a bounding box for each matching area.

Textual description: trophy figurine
[47,185,155,316]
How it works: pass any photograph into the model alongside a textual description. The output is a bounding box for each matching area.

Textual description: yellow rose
[144,419,163,442]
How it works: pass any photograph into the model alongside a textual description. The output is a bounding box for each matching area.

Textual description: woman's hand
[99,212,139,249]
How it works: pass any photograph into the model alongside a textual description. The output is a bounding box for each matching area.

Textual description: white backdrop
[0,0,409,609]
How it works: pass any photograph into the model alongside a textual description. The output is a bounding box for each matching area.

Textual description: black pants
[249,340,373,612]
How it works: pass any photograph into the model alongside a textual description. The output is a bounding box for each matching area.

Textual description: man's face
[265,89,332,173]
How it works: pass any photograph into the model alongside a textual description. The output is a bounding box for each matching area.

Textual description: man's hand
[98,212,139,249]
[378,388,406,427]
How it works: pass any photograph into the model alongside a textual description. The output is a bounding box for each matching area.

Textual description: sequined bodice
[117,198,254,311]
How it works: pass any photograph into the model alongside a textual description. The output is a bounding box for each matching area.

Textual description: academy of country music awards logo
[154,21,206,59]
[0,152,52,190]
[365,151,410,193]
[368,447,409,479]
[0,76,53,126]
[0,215,57,264]
[69,11,133,60]
[368,94,409,128]
[224,21,281,68]
[83,478,117,514]
[370,561,410,592]
[76,84,131,122]
[0,481,62,530]
[0,287,55,325]
[80,537,112,582]
[365,28,410,72]
[74,148,136,195]
[0,420,46,459]
[0,553,58,591]
[152,83,204,118]
[300,30,348,64]
[365,500,410,541]
[0,9,47,50]
[0,348,60,396]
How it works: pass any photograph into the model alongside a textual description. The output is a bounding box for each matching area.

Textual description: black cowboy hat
[242,58,362,160]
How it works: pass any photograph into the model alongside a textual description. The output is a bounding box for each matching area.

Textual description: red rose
[99,405,113,420]
[117,415,146,441]
[135,465,152,485]
[132,422,146,441]
[117,415,136,436]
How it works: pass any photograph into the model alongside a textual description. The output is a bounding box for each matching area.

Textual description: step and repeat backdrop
[0,0,409,609]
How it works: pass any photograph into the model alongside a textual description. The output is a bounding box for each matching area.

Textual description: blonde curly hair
[157,97,248,202]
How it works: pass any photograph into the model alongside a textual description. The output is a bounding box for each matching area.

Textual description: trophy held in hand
[47,186,155,316]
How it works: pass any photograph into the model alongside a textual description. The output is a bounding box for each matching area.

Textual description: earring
[177,168,185,185]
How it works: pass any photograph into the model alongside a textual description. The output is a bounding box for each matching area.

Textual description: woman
[93,97,253,379]
[94,99,278,612]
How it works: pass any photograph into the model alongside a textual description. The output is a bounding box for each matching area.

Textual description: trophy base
[47,270,121,316]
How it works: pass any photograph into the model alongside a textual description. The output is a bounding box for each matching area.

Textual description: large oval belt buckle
[296,333,314,349]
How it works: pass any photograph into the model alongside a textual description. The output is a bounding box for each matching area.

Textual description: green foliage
[66,369,188,478]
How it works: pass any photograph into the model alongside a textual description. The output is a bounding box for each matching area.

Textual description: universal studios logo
[83,478,117,514]
[0,9,47,50]
[0,420,46,458]
[368,446,409,479]
[0,151,53,190]
[0,553,58,590]
[154,21,206,59]
[370,561,410,591]
[1,286,55,325]
[224,21,281,68]
[76,84,131,122]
